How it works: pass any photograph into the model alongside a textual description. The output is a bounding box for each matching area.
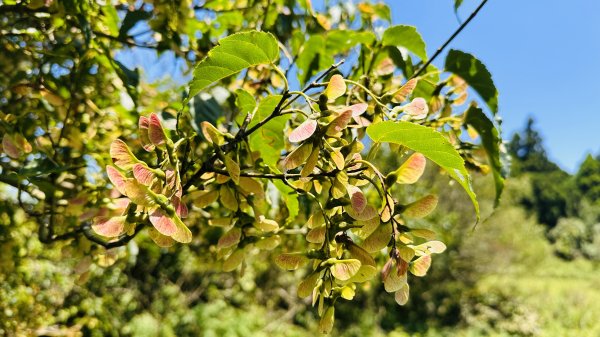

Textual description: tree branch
[411,0,489,79]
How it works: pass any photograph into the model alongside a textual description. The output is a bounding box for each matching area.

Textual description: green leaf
[382,25,427,61]
[234,89,256,125]
[445,49,498,114]
[464,104,505,206]
[188,31,279,99]
[454,0,464,12]
[367,121,479,220]
[273,180,299,223]
[248,95,290,169]
[330,259,361,281]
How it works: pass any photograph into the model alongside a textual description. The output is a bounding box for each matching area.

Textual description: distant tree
[508,117,560,175]
[575,154,600,203]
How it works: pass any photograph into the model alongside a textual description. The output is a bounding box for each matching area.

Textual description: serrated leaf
[188,31,279,98]
[223,249,245,272]
[409,255,431,277]
[218,227,241,249]
[324,74,346,99]
[330,259,361,281]
[382,25,427,60]
[445,49,498,114]
[464,104,504,206]
[275,253,307,270]
[248,95,291,169]
[362,225,390,253]
[395,153,426,184]
[367,121,479,220]
[394,282,410,305]
[289,119,317,143]
[92,216,126,237]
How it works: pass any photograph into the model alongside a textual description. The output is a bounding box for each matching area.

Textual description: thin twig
[411,0,489,79]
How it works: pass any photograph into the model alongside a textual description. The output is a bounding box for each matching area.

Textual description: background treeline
[2,117,600,337]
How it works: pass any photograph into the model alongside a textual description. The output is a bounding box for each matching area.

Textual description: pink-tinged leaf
[111,198,131,214]
[218,227,241,249]
[110,139,138,169]
[106,165,127,195]
[2,134,21,158]
[395,282,410,305]
[148,113,166,146]
[282,143,313,171]
[347,185,367,213]
[393,78,418,103]
[274,253,308,270]
[324,74,346,100]
[148,227,175,247]
[362,225,390,253]
[348,103,368,117]
[133,163,155,185]
[149,209,177,236]
[346,204,377,221]
[395,153,426,184]
[376,57,395,75]
[92,216,126,237]
[123,179,157,207]
[138,116,155,151]
[171,196,188,218]
[165,170,182,198]
[404,97,429,118]
[326,110,353,136]
[403,195,438,218]
[306,226,326,243]
[383,262,407,292]
[409,255,432,277]
[289,119,317,143]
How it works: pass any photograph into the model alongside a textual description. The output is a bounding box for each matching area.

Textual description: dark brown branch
[207,167,367,180]
[411,0,489,79]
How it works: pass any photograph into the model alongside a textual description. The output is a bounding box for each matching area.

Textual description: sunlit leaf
[220,185,238,211]
[192,189,219,208]
[289,119,317,143]
[275,253,308,270]
[2,134,21,158]
[148,113,167,146]
[445,49,498,114]
[298,272,321,298]
[138,116,155,152]
[148,227,175,247]
[347,185,367,213]
[409,255,432,277]
[256,215,279,232]
[223,249,245,272]
[106,165,127,195]
[189,31,280,98]
[318,306,335,334]
[383,264,407,292]
[392,78,418,103]
[367,121,479,220]
[362,225,390,253]
[201,121,224,145]
[217,227,241,249]
[92,216,126,237]
[382,25,427,60]
[347,242,376,267]
[283,142,313,171]
[110,139,139,170]
[132,163,155,185]
[348,265,377,283]
[394,282,410,305]
[326,110,353,136]
[224,155,240,185]
[340,286,355,300]
[403,195,438,218]
[395,153,426,184]
[411,228,437,240]
[255,235,281,250]
[324,74,346,100]
[346,204,377,221]
[306,226,326,244]
[330,259,361,281]
[403,97,429,119]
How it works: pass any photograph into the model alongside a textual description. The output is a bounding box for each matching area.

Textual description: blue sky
[392,0,600,172]
[118,0,600,173]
